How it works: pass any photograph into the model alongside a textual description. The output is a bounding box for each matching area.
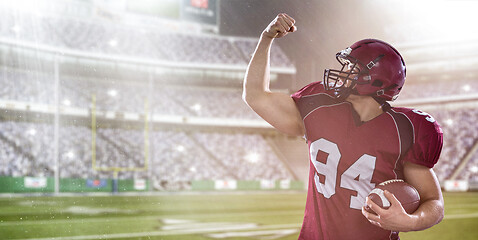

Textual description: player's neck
[346,95,384,122]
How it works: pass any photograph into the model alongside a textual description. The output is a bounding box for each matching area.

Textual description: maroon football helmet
[324,39,406,101]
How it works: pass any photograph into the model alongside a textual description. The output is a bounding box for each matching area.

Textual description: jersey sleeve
[290,81,339,120]
[291,81,326,102]
[401,109,444,168]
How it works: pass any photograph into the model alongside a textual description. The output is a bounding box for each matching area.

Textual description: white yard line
[3,209,478,227]
[0,210,302,226]
[207,229,299,239]
[11,223,302,240]
[444,212,478,219]
[444,203,478,208]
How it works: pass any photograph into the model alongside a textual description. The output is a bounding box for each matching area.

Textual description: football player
[243,13,444,239]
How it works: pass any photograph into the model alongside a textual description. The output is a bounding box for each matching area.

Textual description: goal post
[90,94,150,193]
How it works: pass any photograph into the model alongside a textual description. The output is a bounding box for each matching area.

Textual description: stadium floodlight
[445,119,453,126]
[471,166,478,174]
[107,89,118,97]
[27,128,36,136]
[245,152,260,163]
[108,39,118,47]
[191,103,201,112]
[176,145,186,152]
[11,25,21,33]
[462,84,471,92]
[66,151,75,159]
[62,99,71,106]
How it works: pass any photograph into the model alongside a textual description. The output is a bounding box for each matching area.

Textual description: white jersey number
[412,109,436,123]
[310,138,376,210]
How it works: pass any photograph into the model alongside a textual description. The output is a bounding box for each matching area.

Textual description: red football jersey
[291,82,443,240]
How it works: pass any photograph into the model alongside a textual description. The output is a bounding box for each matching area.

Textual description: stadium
[0,0,477,239]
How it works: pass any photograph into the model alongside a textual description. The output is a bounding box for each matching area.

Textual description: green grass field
[0,191,477,240]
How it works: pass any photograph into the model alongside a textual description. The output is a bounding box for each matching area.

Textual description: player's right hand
[262,13,297,39]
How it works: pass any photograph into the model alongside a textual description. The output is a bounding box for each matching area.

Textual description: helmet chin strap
[342,87,391,112]
[372,96,391,111]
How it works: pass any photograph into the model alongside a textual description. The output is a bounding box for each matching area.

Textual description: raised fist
[262,13,297,39]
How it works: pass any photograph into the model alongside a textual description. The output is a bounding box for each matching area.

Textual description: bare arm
[362,161,444,232]
[242,13,304,137]
[402,161,444,230]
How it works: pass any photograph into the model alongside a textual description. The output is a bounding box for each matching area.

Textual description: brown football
[365,179,420,214]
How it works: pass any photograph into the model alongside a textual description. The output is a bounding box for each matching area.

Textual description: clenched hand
[262,13,297,39]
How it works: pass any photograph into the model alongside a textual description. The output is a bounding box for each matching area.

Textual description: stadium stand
[0,120,295,190]
[153,86,261,119]
[0,68,56,105]
[192,132,292,180]
[234,38,294,68]
[0,122,54,177]
[0,67,260,119]
[460,151,478,182]
[0,8,293,68]
[399,79,478,100]
[428,108,478,181]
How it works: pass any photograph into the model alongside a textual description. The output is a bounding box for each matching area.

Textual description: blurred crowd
[0,121,293,190]
[0,7,292,68]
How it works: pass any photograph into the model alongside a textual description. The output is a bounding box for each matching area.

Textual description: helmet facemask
[324,47,370,100]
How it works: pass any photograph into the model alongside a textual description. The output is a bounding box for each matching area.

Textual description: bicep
[403,161,443,204]
[245,91,304,136]
[403,161,445,229]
